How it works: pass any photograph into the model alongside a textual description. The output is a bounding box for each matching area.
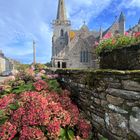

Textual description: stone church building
[51,0,126,68]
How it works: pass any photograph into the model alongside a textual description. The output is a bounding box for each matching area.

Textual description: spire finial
[57,0,67,21]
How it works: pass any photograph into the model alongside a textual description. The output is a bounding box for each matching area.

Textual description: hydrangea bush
[0,69,92,140]
[96,33,140,55]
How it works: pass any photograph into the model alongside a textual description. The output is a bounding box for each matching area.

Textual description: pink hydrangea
[19,126,46,140]
[0,122,17,140]
[33,80,48,91]
[77,119,92,139]
[0,94,15,109]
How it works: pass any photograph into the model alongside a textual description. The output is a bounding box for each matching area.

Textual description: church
[51,0,126,68]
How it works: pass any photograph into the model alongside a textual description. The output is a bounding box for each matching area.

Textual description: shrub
[96,34,140,55]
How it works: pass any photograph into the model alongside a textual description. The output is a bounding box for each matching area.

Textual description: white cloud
[66,0,113,28]
[118,0,140,9]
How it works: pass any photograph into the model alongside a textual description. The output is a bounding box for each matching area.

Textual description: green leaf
[67,129,74,140]
[9,102,19,110]
[0,110,4,116]
[60,128,66,138]
[0,116,9,125]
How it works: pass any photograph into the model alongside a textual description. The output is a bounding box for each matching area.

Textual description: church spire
[119,12,125,22]
[138,18,140,24]
[57,0,67,21]
[99,26,103,42]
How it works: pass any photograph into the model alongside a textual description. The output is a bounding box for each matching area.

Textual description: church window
[83,51,86,62]
[138,27,140,32]
[61,29,64,36]
[80,50,89,63]
[85,51,88,62]
[80,51,83,62]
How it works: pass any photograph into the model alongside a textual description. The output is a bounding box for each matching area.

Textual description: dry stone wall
[55,69,140,140]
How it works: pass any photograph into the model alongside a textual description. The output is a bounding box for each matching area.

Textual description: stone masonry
[55,69,140,140]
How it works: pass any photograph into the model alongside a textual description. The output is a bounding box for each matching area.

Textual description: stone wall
[100,44,140,70]
[55,69,140,140]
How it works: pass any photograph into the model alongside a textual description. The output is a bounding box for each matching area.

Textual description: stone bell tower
[51,0,71,68]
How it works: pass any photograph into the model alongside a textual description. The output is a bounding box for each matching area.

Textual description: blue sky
[0,0,140,64]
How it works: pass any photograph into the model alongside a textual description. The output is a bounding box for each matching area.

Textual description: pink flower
[19,126,45,140]
[125,32,129,36]
[47,118,61,137]
[0,122,17,140]
[40,70,46,74]
[77,119,92,139]
[103,32,112,39]
[33,80,48,91]
[0,94,15,109]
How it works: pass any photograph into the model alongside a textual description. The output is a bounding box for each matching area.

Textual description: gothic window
[138,27,140,32]
[80,51,83,62]
[61,29,64,36]
[85,51,88,62]
[83,51,86,62]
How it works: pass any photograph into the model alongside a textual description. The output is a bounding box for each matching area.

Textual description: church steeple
[53,0,70,25]
[57,0,67,21]
[138,18,140,24]
[119,12,125,22]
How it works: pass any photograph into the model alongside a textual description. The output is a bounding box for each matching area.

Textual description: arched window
[61,29,64,36]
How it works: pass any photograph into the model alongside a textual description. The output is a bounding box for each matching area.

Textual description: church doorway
[62,62,67,68]
[57,62,60,68]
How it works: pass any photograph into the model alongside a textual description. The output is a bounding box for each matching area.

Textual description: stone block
[129,107,140,137]
[106,94,124,105]
[106,88,140,100]
[105,113,129,137]
[122,80,140,92]
[108,104,128,114]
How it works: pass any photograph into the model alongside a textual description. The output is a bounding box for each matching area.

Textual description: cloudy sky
[0,0,140,64]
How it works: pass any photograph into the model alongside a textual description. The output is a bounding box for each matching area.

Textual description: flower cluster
[0,94,15,109]
[96,34,139,55]
[33,80,48,91]
[0,73,92,140]
[0,122,17,140]
[78,119,92,139]
[20,126,46,140]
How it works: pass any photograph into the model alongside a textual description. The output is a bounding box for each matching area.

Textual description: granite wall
[100,44,140,70]
[55,69,140,140]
